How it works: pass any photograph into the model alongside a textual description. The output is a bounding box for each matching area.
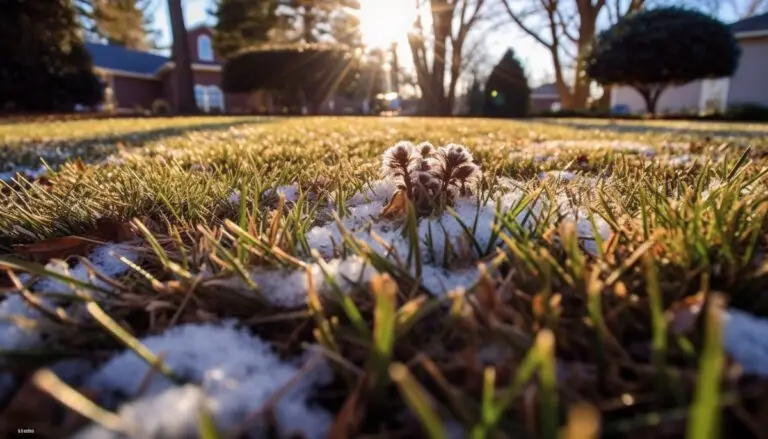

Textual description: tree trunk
[168,0,197,114]
[390,42,399,92]
[302,6,316,43]
[429,1,452,116]
[571,11,597,110]
[633,84,666,116]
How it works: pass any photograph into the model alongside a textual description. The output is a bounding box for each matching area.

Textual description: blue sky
[151,0,748,88]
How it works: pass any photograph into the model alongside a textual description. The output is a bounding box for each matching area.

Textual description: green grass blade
[686,294,725,439]
[85,301,185,384]
[390,363,447,439]
[370,274,397,390]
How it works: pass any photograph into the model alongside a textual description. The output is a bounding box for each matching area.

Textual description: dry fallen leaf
[13,219,135,263]
[12,235,97,263]
[379,190,408,219]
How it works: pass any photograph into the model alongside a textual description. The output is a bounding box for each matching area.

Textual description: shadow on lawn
[531,118,768,138]
[3,118,275,167]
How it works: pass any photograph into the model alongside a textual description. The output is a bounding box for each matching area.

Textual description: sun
[357,0,418,48]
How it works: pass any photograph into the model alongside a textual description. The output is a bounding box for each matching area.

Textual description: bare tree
[502,0,645,110]
[408,0,486,115]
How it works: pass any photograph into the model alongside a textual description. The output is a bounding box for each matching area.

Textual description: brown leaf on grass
[13,236,97,263]
[379,190,408,219]
[73,158,87,172]
[13,219,135,263]
[35,175,55,189]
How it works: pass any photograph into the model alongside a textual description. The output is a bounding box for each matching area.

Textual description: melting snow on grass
[0,244,138,402]
[249,256,377,308]
[0,165,49,182]
[32,244,139,296]
[309,179,611,264]
[77,322,332,439]
[512,139,657,159]
[0,244,137,351]
[228,184,301,206]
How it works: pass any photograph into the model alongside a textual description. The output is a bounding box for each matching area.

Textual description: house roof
[85,42,169,76]
[730,12,768,34]
[531,83,558,97]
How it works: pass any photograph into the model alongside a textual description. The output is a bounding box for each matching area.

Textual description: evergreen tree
[212,0,279,59]
[0,0,103,112]
[467,74,484,116]
[92,0,157,50]
[484,49,530,118]
[77,0,157,50]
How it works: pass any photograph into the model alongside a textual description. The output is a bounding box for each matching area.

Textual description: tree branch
[555,9,578,43]
[501,0,554,48]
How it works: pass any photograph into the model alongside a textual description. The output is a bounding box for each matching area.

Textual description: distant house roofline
[734,29,768,39]
[531,82,559,99]
[187,23,214,33]
[155,62,223,76]
[94,67,159,80]
[730,12,768,36]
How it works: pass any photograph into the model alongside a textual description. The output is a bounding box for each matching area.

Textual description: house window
[195,84,225,113]
[198,34,213,62]
[207,86,224,112]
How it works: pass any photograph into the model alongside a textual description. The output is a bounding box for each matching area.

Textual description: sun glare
[358,0,417,48]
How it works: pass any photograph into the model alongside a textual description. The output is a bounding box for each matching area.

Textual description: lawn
[0,116,767,438]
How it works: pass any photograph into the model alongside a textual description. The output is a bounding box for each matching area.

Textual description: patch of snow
[522,139,656,156]
[345,179,399,206]
[74,385,213,439]
[227,190,241,205]
[572,211,612,256]
[666,154,692,167]
[419,265,482,296]
[0,295,41,351]
[723,308,768,377]
[264,184,300,203]
[539,170,577,183]
[33,244,138,296]
[83,322,332,439]
[0,165,48,182]
[308,181,612,265]
[605,140,656,157]
[249,256,376,308]
[0,244,137,354]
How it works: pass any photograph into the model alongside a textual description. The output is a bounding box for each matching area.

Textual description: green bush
[222,44,353,114]
[724,103,768,121]
[151,99,171,115]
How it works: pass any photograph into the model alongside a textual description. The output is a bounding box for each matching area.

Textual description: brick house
[87,25,257,114]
